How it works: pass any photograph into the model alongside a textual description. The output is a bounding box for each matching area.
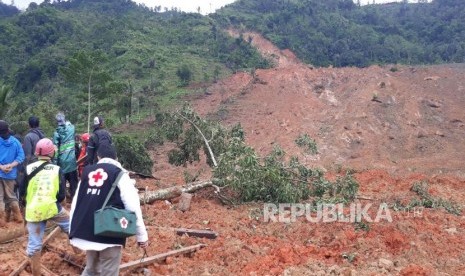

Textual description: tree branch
[177,112,218,167]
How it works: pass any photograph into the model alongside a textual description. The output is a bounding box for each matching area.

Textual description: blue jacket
[0,135,25,179]
[53,121,77,174]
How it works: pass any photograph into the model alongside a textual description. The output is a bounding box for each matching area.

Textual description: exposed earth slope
[1,32,465,276]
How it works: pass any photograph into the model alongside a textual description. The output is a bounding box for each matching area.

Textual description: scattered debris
[119,244,206,272]
[178,192,193,212]
[175,228,218,239]
[139,179,218,204]
[424,76,440,81]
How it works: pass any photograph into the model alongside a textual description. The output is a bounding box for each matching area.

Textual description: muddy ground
[1,32,465,275]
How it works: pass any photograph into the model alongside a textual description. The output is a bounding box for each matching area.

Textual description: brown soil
[2,32,465,276]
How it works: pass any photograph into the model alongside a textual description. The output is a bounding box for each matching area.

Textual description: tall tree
[60,50,111,132]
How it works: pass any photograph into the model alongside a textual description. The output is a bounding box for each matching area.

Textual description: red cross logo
[92,171,103,182]
[120,217,128,229]
[88,168,108,187]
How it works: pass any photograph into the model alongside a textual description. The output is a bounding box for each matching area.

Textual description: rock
[417,130,427,138]
[341,268,357,276]
[178,192,193,212]
[200,268,212,276]
[445,227,457,234]
[424,76,440,81]
[435,130,445,137]
[378,258,394,270]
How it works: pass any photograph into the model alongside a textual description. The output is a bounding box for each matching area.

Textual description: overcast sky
[11,0,405,13]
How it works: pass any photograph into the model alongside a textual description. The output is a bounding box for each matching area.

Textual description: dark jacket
[87,128,112,165]
[23,127,45,165]
[69,163,125,246]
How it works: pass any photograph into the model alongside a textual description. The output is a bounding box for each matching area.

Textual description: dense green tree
[176,64,192,87]
[0,82,11,118]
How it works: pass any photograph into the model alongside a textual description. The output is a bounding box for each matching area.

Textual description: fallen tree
[139,179,219,205]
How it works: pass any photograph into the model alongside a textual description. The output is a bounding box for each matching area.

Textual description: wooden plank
[45,245,85,270]
[175,228,218,239]
[42,226,61,245]
[8,227,61,276]
[0,226,26,244]
[119,243,206,271]
[8,259,29,276]
[41,265,59,276]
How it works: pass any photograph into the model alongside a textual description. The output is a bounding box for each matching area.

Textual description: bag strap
[99,170,125,211]
[27,161,49,183]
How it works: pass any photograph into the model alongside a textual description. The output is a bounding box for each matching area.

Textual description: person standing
[77,132,90,178]
[70,143,148,275]
[19,138,70,276]
[0,120,25,226]
[23,116,45,165]
[53,112,79,200]
[87,116,112,165]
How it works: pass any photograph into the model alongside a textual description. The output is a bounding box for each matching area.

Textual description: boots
[10,202,23,223]
[0,211,6,227]
[30,253,41,276]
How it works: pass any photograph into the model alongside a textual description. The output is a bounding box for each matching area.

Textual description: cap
[93,116,104,126]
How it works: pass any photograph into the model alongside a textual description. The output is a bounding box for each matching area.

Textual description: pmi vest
[25,161,60,222]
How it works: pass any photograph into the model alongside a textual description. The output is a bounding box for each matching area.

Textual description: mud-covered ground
[1,32,464,275]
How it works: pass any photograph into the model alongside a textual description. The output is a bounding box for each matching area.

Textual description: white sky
[11,0,237,14]
[11,0,406,13]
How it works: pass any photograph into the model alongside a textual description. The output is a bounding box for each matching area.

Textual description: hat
[56,112,66,126]
[93,116,103,127]
[97,143,117,160]
[0,120,9,135]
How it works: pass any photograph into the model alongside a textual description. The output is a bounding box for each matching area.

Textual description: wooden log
[45,245,85,270]
[0,225,26,244]
[175,228,218,239]
[8,259,29,276]
[129,171,158,179]
[8,227,61,276]
[119,243,206,271]
[42,227,61,246]
[41,264,59,276]
[178,192,193,212]
[140,179,218,205]
[0,223,59,244]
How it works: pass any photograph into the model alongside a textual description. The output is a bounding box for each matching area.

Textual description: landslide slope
[192,30,465,177]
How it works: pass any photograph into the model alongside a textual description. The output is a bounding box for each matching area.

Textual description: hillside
[2,0,465,134]
[192,30,465,177]
[2,31,465,276]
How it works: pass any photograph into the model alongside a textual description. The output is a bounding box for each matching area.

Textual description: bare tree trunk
[0,226,26,244]
[140,179,216,205]
[177,113,218,167]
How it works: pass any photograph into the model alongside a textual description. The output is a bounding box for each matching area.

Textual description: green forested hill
[214,0,465,67]
[1,0,465,134]
[0,0,269,133]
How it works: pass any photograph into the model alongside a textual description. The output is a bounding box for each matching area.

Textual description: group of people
[0,113,148,276]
